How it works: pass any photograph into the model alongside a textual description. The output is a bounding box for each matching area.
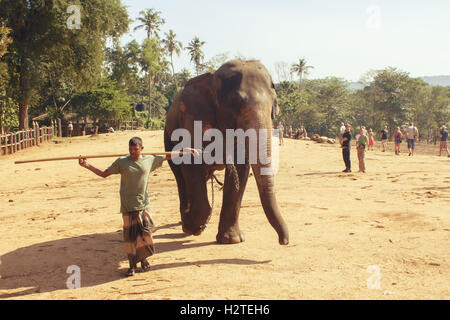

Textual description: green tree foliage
[71,78,131,126]
[141,38,168,120]
[0,21,16,133]
[105,40,141,97]
[275,66,450,140]
[0,0,129,129]
[162,30,183,83]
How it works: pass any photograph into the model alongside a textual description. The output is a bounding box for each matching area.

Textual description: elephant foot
[216,228,245,244]
[182,223,206,236]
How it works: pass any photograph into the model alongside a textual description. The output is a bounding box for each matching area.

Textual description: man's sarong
[122,210,155,266]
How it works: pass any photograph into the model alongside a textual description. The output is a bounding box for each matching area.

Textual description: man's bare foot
[141,259,151,272]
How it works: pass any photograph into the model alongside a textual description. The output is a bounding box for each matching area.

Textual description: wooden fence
[118,120,138,131]
[1,121,56,156]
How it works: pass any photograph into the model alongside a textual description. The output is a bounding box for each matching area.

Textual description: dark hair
[129,137,143,147]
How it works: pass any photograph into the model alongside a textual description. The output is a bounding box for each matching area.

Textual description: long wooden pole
[14,152,180,165]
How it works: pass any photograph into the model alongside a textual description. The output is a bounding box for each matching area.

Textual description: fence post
[36,122,40,146]
[13,133,15,153]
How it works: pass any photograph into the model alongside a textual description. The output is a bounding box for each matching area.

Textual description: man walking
[341,124,352,172]
[405,122,419,156]
[79,137,199,277]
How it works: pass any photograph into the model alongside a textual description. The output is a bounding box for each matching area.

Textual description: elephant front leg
[216,164,250,244]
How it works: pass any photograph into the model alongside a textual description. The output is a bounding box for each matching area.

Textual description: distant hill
[349,75,450,90]
[420,76,450,87]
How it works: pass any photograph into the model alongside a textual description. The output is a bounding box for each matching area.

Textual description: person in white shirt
[404,122,419,156]
[339,123,346,144]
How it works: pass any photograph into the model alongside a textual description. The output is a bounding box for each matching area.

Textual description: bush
[145,118,165,130]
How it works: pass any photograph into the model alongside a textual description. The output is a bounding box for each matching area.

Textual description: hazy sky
[121,0,450,82]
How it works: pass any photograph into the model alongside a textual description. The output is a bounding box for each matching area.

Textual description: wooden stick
[14,152,180,165]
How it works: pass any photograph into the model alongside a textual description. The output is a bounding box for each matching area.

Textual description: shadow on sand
[0,223,270,299]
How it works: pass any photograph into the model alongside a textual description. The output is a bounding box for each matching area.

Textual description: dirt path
[0,130,449,299]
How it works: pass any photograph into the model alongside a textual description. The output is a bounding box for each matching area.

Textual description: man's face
[129,145,143,160]
[346,125,351,132]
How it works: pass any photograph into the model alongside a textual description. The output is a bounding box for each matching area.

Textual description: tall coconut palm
[291,58,314,89]
[134,9,165,122]
[162,30,183,88]
[134,9,165,40]
[186,36,205,76]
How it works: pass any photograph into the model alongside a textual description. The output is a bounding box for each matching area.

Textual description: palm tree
[134,9,165,122]
[186,36,205,76]
[134,9,165,39]
[291,58,314,89]
[162,30,183,88]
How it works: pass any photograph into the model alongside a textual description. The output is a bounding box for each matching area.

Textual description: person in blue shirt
[439,125,449,157]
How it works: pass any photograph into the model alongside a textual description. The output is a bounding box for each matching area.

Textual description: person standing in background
[341,124,352,173]
[277,122,284,146]
[67,121,74,138]
[379,126,388,152]
[405,122,419,156]
[439,125,449,157]
[355,127,368,173]
[393,127,403,155]
[368,128,375,151]
[339,122,345,144]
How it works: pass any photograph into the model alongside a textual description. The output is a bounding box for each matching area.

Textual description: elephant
[164,60,289,245]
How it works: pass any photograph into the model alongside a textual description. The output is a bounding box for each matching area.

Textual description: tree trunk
[147,73,152,127]
[19,105,28,130]
[0,101,4,135]
[57,118,62,137]
[171,55,178,92]
[19,70,29,130]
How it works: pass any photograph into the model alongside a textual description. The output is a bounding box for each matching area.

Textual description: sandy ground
[0,130,449,300]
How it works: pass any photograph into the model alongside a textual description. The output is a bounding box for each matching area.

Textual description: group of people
[276,122,308,146]
[339,122,449,173]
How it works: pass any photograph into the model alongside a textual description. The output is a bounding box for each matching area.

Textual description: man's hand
[183,147,202,157]
[79,157,88,168]
[168,148,202,161]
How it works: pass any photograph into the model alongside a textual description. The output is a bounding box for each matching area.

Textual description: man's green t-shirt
[107,155,165,213]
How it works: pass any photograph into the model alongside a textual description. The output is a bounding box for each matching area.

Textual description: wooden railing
[118,120,138,131]
[1,121,55,156]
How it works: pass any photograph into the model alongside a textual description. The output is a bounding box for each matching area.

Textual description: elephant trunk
[249,125,289,245]
[252,163,289,245]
